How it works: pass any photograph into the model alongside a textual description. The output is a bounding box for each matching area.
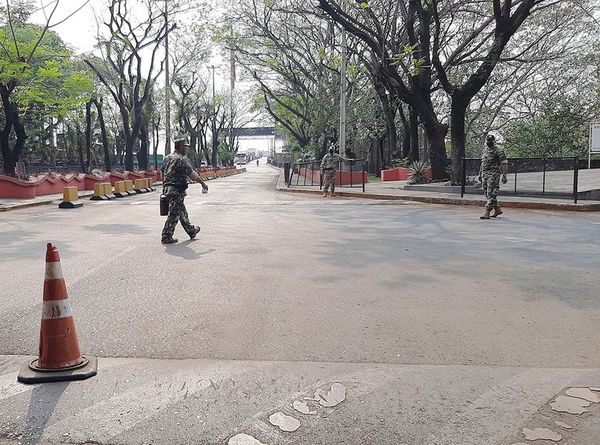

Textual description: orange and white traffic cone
[18,243,97,384]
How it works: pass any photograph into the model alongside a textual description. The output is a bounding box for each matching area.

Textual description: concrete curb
[0,169,245,213]
[276,176,600,212]
[0,191,95,212]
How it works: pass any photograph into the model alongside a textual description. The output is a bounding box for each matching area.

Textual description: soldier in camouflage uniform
[480,134,508,219]
[320,145,344,197]
[160,139,209,244]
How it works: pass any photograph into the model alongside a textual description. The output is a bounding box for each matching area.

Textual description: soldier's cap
[486,134,496,142]
[174,139,190,147]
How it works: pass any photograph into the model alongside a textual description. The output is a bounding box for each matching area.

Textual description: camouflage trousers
[161,190,195,241]
[482,172,501,211]
[322,169,337,193]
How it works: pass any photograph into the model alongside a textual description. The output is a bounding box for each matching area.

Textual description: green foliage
[0,24,92,116]
[504,95,589,158]
[391,158,410,168]
[408,161,431,184]
[219,146,235,165]
[390,44,428,76]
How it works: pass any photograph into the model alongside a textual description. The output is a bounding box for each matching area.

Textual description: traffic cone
[18,243,97,384]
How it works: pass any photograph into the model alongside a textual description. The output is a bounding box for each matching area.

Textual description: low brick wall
[381,167,432,182]
[0,170,165,199]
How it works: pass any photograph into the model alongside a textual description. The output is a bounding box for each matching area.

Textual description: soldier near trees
[160,139,209,244]
[320,144,344,197]
[479,134,508,219]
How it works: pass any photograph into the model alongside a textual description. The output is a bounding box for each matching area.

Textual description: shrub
[408,161,430,184]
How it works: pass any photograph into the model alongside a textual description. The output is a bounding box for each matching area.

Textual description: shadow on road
[164,240,215,260]
[82,224,151,235]
[24,381,69,444]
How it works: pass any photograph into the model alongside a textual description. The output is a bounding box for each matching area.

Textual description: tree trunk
[373,78,398,164]
[138,123,149,171]
[0,85,23,177]
[76,126,85,173]
[424,122,447,181]
[211,121,218,167]
[408,106,419,162]
[398,105,410,159]
[85,101,92,173]
[93,99,111,172]
[189,134,198,167]
[450,98,468,185]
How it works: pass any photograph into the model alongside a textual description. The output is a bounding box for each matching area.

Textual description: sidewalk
[0,191,95,212]
[277,175,600,212]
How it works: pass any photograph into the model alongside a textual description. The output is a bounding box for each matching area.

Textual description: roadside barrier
[124,180,136,196]
[461,156,584,203]
[102,182,114,199]
[17,243,97,383]
[58,186,83,208]
[288,160,368,192]
[134,178,147,193]
[90,183,109,201]
[113,181,127,198]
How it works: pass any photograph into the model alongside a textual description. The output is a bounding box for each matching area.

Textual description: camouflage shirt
[161,153,197,195]
[320,153,343,170]
[481,144,508,174]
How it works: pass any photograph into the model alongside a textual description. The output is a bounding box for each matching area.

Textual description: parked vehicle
[234,153,248,165]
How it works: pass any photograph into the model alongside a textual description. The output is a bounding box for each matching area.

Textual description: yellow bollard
[124,180,135,195]
[134,178,146,193]
[102,182,113,199]
[59,186,83,209]
[90,183,108,201]
[113,181,127,198]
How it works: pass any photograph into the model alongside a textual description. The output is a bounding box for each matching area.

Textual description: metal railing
[287,159,367,193]
[461,157,580,203]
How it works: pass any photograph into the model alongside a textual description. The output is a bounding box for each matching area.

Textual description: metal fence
[461,157,581,203]
[288,160,367,193]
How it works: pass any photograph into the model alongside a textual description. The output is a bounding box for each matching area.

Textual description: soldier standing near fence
[320,144,344,197]
[480,134,508,219]
[160,139,209,244]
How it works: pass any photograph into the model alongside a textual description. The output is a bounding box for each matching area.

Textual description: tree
[85,0,173,171]
[225,0,367,161]
[504,95,593,158]
[317,0,450,180]
[0,4,92,175]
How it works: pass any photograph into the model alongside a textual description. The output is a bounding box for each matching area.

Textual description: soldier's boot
[161,238,178,244]
[330,191,336,197]
[323,192,328,197]
[189,226,201,239]
[490,207,503,218]
[480,210,491,219]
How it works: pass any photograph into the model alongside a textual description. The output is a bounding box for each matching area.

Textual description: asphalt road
[0,162,599,444]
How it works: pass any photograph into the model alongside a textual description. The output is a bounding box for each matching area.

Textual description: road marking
[41,360,268,443]
[69,246,137,288]
[0,371,32,401]
[496,236,539,243]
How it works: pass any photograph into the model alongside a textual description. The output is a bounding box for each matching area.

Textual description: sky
[27,0,276,154]
[30,0,99,54]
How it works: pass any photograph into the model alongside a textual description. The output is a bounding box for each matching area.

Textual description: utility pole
[339,27,347,157]
[164,0,171,155]
[209,65,217,166]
